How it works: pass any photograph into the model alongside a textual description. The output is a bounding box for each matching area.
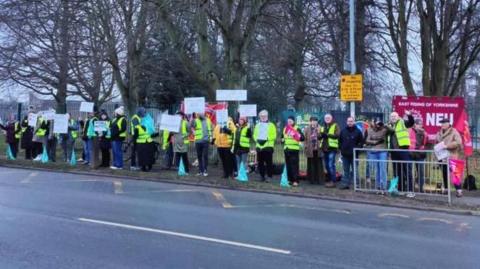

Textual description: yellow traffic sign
[340,74,363,102]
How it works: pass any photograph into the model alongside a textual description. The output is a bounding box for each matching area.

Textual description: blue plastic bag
[236,162,248,182]
[178,158,186,176]
[280,165,290,187]
[141,113,155,135]
[6,144,15,160]
[41,145,49,163]
[70,150,76,166]
[388,177,399,194]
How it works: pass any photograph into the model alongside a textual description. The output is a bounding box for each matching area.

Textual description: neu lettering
[426,113,453,126]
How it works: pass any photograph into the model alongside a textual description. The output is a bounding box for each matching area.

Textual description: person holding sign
[0,114,21,159]
[191,112,213,176]
[304,117,325,185]
[282,116,305,186]
[129,108,143,171]
[253,110,277,183]
[173,112,190,174]
[435,118,464,197]
[232,117,252,177]
[32,114,49,161]
[20,114,34,160]
[60,113,79,163]
[213,116,236,179]
[110,106,127,170]
[321,114,340,188]
[82,108,98,165]
[133,108,155,172]
[386,110,414,193]
[97,110,112,168]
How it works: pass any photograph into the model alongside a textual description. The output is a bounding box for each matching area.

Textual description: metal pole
[349,0,356,119]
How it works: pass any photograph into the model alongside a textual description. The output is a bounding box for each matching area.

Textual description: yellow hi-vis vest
[283,126,300,150]
[162,130,170,150]
[14,122,21,139]
[136,125,152,144]
[70,119,78,139]
[327,123,338,149]
[36,117,47,137]
[113,116,127,138]
[233,125,250,149]
[181,120,190,145]
[194,118,212,142]
[130,114,141,135]
[395,119,410,147]
[253,122,277,149]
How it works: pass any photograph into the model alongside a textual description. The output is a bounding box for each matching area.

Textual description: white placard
[28,113,38,127]
[53,114,69,134]
[257,122,268,140]
[79,101,94,112]
[239,104,257,117]
[216,90,247,101]
[216,109,228,126]
[42,110,55,120]
[94,121,108,132]
[159,114,182,133]
[434,142,450,161]
[184,97,205,114]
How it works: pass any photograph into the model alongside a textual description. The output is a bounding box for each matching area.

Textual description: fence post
[17,103,22,121]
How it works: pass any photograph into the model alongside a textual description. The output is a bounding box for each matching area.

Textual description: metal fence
[353,148,452,204]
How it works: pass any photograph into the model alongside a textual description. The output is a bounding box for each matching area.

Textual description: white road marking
[378,213,411,219]
[417,217,453,225]
[20,172,38,184]
[113,181,123,194]
[229,203,351,214]
[78,218,291,255]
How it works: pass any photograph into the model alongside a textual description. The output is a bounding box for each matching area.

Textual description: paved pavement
[0,167,478,269]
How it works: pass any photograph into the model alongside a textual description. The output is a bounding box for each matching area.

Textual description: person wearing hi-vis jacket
[190,112,213,176]
[281,116,305,186]
[253,110,277,183]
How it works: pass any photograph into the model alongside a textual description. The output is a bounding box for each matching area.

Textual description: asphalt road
[0,167,478,269]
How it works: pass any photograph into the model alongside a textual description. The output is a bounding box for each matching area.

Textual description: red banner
[463,121,473,157]
[392,96,468,141]
[449,158,465,186]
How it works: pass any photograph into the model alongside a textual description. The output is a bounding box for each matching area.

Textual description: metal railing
[353,148,452,205]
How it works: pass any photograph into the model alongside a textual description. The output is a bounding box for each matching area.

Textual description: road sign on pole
[340,74,363,102]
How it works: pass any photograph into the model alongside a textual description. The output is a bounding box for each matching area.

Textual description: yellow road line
[211,191,233,209]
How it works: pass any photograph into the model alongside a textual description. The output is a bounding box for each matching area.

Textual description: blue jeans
[341,156,353,186]
[367,151,388,190]
[325,151,337,182]
[85,139,93,163]
[195,142,209,173]
[415,158,425,192]
[111,140,123,168]
[236,153,248,172]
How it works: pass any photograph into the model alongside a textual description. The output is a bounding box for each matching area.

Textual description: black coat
[339,126,364,158]
[20,118,34,149]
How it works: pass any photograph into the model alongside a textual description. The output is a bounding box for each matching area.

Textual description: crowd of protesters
[0,106,466,197]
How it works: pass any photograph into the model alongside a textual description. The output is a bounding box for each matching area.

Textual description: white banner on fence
[216,90,247,101]
[216,109,229,126]
[79,101,94,113]
[239,104,257,117]
[53,114,69,134]
[28,113,38,127]
[184,97,205,114]
[94,121,108,132]
[159,114,182,133]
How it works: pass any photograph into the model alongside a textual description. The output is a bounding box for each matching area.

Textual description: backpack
[463,175,477,191]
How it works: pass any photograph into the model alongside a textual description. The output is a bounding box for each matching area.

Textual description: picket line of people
[0,106,467,195]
